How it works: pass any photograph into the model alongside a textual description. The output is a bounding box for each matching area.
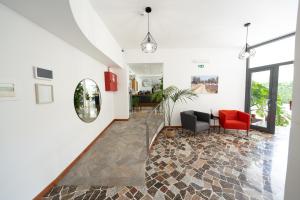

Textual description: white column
[284,3,300,200]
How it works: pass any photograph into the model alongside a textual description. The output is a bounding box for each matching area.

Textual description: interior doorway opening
[128,63,164,116]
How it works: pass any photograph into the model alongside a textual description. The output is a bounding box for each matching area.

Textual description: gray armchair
[180,110,210,136]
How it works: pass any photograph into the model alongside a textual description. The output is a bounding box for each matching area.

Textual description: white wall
[125,48,245,125]
[113,66,130,119]
[284,2,300,199]
[0,4,122,199]
[135,76,161,92]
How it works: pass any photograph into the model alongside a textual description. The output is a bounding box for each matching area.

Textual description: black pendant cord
[245,23,251,52]
[148,12,150,33]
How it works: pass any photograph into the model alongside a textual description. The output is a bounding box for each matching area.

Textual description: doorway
[245,62,294,133]
[245,33,295,134]
[128,63,163,115]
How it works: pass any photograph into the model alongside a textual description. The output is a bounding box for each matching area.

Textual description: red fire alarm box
[104,71,118,91]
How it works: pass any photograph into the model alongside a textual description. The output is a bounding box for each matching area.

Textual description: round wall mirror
[74,79,101,123]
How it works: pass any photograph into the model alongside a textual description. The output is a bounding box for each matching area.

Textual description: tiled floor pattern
[43,129,282,200]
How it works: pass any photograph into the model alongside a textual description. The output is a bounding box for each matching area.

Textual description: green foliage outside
[277,82,293,104]
[74,83,84,110]
[251,81,292,127]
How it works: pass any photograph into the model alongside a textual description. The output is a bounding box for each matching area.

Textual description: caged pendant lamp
[238,23,256,59]
[141,7,157,53]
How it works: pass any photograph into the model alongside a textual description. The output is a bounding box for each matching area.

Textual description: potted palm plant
[152,86,197,137]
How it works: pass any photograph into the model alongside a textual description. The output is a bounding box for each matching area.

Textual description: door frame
[245,61,294,133]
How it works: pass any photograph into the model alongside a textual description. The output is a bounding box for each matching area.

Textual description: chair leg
[247,130,249,136]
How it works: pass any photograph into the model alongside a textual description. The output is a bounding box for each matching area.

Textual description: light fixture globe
[238,44,256,59]
[141,7,157,53]
[141,32,157,53]
[239,23,255,59]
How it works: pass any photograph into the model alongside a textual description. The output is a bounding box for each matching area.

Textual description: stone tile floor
[43,129,286,200]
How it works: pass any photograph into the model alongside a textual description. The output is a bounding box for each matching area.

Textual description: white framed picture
[35,84,54,104]
[0,80,18,101]
[0,83,15,97]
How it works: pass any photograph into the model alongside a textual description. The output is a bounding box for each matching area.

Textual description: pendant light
[238,23,256,59]
[141,7,157,53]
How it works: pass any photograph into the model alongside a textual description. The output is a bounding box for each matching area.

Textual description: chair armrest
[194,111,210,123]
[180,112,197,132]
[238,111,250,122]
[238,111,250,128]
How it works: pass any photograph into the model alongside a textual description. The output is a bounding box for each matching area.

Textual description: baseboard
[164,126,182,128]
[114,118,129,121]
[33,119,115,200]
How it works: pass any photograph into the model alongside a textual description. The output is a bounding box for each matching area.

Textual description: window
[250,36,295,68]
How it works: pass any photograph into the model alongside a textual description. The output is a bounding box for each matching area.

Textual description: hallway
[59,112,150,186]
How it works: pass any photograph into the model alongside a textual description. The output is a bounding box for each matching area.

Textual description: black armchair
[180,110,210,136]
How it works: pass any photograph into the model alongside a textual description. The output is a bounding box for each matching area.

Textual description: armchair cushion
[196,121,210,132]
[224,120,248,130]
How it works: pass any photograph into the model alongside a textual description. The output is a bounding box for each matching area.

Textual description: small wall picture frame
[0,80,18,101]
[35,83,54,104]
[0,82,15,97]
[33,66,53,80]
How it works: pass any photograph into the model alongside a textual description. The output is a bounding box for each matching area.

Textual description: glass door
[276,64,294,131]
[245,63,294,134]
[247,68,275,133]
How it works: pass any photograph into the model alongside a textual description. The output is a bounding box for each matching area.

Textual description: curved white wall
[69,0,125,68]
[0,3,124,199]
[0,0,125,68]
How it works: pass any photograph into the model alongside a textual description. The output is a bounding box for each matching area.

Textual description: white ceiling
[91,0,298,49]
[129,63,163,75]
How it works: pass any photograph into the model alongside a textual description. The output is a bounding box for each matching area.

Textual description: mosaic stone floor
[43,129,285,200]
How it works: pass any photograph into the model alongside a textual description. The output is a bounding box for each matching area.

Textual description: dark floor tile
[148,186,158,197]
[134,191,144,200]
[174,181,187,190]
[170,170,180,178]
[154,182,164,189]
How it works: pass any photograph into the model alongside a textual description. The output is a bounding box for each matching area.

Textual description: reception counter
[132,95,160,107]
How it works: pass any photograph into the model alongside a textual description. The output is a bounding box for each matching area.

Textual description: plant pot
[165,128,176,138]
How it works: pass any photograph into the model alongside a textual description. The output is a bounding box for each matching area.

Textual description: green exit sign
[197,64,205,68]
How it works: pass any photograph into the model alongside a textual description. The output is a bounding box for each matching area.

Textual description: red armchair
[219,110,250,136]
